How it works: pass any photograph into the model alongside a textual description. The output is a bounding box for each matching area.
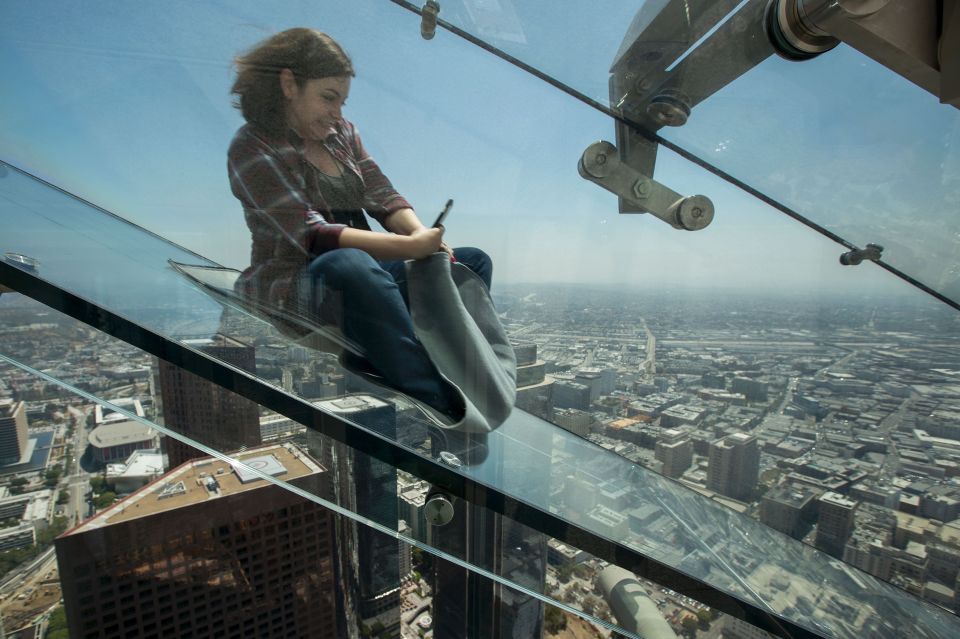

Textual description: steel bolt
[632,178,651,199]
[692,207,703,218]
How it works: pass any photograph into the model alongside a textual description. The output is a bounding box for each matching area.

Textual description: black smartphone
[432,199,453,228]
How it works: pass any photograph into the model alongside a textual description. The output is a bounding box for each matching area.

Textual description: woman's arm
[383,207,455,259]
[339,226,443,260]
[382,207,426,235]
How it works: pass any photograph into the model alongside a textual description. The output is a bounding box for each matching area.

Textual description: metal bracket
[421,0,440,40]
[424,491,455,526]
[770,0,958,107]
[579,141,714,230]
[839,243,883,265]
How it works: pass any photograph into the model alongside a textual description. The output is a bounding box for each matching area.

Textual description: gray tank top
[312,167,368,230]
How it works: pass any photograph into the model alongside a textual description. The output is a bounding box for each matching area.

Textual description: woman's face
[282,73,351,142]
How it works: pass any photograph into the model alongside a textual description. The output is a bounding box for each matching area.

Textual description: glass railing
[2,1,960,637]
[389,0,960,308]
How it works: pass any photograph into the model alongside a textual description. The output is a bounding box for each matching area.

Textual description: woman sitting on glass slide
[227,28,490,422]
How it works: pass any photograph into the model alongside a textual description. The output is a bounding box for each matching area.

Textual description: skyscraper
[655,429,693,478]
[707,432,759,501]
[430,413,548,639]
[157,334,261,469]
[513,342,554,420]
[816,491,858,558]
[0,398,28,465]
[760,483,819,539]
[308,395,402,638]
[55,444,340,639]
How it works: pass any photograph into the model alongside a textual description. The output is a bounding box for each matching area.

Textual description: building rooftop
[105,449,165,479]
[821,492,857,508]
[94,398,144,425]
[766,483,818,508]
[314,395,391,414]
[0,399,20,417]
[68,444,324,531]
[88,420,156,449]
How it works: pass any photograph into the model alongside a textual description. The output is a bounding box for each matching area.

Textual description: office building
[731,377,768,402]
[553,380,591,411]
[553,408,593,437]
[309,395,401,638]
[104,449,166,493]
[157,334,261,469]
[816,492,858,558]
[0,399,28,465]
[88,420,157,464]
[431,413,548,639]
[655,429,693,479]
[707,432,759,501]
[55,444,339,639]
[514,343,554,420]
[760,483,819,539]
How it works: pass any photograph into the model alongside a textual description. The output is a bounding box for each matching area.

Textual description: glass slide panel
[0,301,642,637]
[0,348,634,639]
[4,195,960,638]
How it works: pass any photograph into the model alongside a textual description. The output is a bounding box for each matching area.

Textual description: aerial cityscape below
[1,284,959,638]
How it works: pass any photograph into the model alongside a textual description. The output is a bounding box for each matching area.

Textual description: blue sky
[1,0,957,303]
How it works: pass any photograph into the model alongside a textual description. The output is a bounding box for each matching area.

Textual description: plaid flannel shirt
[227,120,411,325]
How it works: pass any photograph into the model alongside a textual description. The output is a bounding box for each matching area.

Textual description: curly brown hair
[232,28,354,135]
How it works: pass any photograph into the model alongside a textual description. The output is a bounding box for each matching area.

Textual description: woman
[228,28,490,421]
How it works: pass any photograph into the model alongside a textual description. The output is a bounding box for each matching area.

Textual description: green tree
[45,467,63,487]
[9,477,27,495]
[557,561,575,582]
[38,516,69,545]
[681,616,698,636]
[582,594,601,615]
[93,491,116,509]
[544,604,567,635]
[697,608,715,627]
[89,476,106,493]
[47,604,69,638]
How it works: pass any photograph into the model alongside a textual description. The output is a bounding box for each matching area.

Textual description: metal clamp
[424,491,455,526]
[579,141,714,231]
[839,243,883,265]
[421,1,440,40]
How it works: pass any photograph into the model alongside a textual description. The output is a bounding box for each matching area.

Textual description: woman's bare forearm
[339,226,442,260]
[383,208,426,236]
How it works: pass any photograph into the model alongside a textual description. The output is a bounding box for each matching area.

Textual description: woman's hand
[406,227,444,259]
[439,240,455,261]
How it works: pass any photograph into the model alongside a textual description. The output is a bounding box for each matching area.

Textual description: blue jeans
[306,247,492,416]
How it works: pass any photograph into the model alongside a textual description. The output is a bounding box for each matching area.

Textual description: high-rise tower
[157,334,261,468]
[55,444,340,639]
[0,399,28,465]
[308,395,402,638]
[707,432,759,501]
